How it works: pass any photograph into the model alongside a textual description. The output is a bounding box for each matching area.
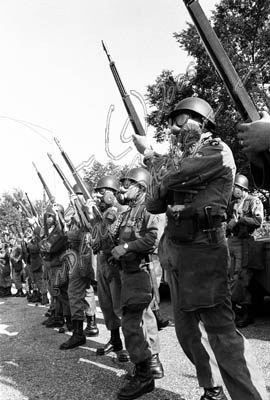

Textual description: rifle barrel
[102,41,146,136]
[183,0,260,122]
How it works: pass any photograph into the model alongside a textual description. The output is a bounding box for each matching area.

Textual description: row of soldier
[0,96,269,400]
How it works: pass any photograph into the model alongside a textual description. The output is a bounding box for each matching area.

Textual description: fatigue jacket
[146,137,236,221]
[118,196,160,309]
[227,195,263,238]
[145,137,236,311]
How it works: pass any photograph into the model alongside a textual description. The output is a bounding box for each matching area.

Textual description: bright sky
[0,0,217,207]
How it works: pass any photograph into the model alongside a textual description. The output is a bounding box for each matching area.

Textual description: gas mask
[95,189,115,211]
[117,180,141,204]
[232,185,244,200]
[169,113,203,152]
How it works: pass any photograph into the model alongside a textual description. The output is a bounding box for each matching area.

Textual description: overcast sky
[0,0,217,206]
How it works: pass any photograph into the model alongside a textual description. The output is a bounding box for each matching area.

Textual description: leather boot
[96,327,123,355]
[235,304,254,328]
[153,309,169,331]
[84,315,99,336]
[65,316,73,331]
[118,359,154,400]
[200,386,228,400]
[59,320,86,350]
[126,354,164,380]
[45,316,65,328]
[31,290,41,303]
[17,288,26,297]
[41,293,49,305]
[147,354,164,379]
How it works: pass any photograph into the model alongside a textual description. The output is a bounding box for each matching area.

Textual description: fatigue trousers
[68,261,95,321]
[97,253,121,331]
[122,304,160,365]
[12,269,22,290]
[166,262,268,400]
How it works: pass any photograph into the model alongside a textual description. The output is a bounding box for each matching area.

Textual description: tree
[145,0,270,184]
[83,160,131,191]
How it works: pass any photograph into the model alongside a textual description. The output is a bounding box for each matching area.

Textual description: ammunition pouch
[167,207,197,242]
[167,206,222,244]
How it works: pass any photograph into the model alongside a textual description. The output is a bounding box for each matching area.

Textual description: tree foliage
[145,0,270,186]
[83,160,131,191]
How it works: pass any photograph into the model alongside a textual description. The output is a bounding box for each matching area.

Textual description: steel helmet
[121,168,150,189]
[95,176,120,192]
[45,203,64,216]
[73,184,83,195]
[168,97,216,129]
[234,174,249,191]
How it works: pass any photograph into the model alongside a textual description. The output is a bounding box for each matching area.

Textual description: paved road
[0,288,270,400]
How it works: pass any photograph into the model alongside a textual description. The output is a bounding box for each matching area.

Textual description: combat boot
[96,327,123,355]
[59,320,86,350]
[235,305,254,328]
[65,316,73,331]
[31,290,41,303]
[118,359,154,400]
[147,354,164,379]
[41,293,49,305]
[16,288,26,297]
[84,315,99,336]
[153,309,170,330]
[200,386,228,400]
[126,354,163,380]
[45,316,65,328]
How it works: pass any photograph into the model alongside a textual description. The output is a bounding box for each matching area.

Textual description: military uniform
[0,248,12,297]
[40,220,70,327]
[227,193,264,325]
[146,137,268,400]
[95,204,124,355]
[117,199,161,365]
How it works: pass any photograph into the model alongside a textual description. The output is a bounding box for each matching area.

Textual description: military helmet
[234,174,249,191]
[168,97,216,129]
[45,203,64,216]
[121,167,150,189]
[95,176,120,192]
[73,184,83,195]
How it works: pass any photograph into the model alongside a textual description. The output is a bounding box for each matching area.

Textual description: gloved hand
[111,244,127,260]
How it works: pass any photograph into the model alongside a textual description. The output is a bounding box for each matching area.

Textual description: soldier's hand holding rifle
[237,111,270,154]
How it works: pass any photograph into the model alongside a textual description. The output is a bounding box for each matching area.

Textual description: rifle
[32,161,66,229]
[47,152,92,229]
[102,40,146,136]
[13,196,32,219]
[25,192,42,226]
[32,162,55,204]
[54,137,102,221]
[182,0,260,122]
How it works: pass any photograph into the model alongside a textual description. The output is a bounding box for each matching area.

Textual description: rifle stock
[102,40,146,136]
[182,0,260,122]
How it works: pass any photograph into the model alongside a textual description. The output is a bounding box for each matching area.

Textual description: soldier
[226,173,264,328]
[237,111,270,190]
[39,204,71,330]
[133,97,267,400]
[59,184,98,350]
[26,226,47,304]
[111,168,164,400]
[10,244,25,297]
[93,176,128,361]
[0,243,12,297]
